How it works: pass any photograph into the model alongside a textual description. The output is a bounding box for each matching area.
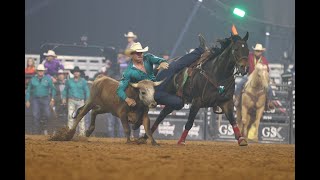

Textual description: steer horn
[130,83,139,88]
[153,78,166,86]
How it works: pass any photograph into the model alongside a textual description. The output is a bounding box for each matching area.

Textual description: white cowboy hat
[252,44,266,51]
[58,69,64,74]
[36,64,46,71]
[43,50,57,57]
[124,42,149,56]
[124,31,137,38]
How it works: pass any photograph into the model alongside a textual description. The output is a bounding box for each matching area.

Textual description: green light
[233,8,245,17]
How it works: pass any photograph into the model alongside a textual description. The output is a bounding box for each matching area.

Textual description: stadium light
[233,8,245,17]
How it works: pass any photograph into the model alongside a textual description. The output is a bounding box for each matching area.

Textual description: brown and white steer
[66,76,164,146]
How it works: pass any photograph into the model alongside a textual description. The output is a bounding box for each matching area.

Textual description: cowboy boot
[198,34,207,51]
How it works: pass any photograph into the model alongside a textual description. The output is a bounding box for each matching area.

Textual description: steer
[65,75,163,146]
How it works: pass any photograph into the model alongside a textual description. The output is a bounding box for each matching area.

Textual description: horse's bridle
[231,41,249,75]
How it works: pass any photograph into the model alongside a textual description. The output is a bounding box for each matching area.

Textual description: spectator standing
[124,31,138,49]
[25,64,56,135]
[117,50,129,75]
[25,58,36,75]
[62,66,90,136]
[54,69,67,118]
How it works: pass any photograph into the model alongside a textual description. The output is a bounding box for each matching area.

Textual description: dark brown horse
[139,28,250,146]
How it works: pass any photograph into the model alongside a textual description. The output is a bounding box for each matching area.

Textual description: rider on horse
[234,43,274,110]
[116,35,206,129]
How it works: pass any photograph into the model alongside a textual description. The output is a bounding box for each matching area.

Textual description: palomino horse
[236,63,269,142]
[139,26,250,146]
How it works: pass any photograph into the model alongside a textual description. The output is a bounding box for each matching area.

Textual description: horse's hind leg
[85,105,104,137]
[221,100,248,146]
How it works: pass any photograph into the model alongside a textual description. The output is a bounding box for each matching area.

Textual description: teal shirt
[25,75,56,101]
[116,53,167,101]
[62,78,90,100]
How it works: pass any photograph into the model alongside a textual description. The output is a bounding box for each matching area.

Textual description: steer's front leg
[120,114,136,144]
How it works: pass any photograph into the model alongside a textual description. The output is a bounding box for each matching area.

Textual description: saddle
[174,50,211,97]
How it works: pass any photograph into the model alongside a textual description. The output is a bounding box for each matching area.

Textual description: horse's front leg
[177,98,201,145]
[235,105,244,135]
[221,99,248,146]
[241,105,250,140]
[250,105,264,142]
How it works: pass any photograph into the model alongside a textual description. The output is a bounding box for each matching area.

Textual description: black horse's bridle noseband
[231,42,249,76]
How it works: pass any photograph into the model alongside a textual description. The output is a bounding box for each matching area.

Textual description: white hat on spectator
[36,64,46,71]
[43,50,57,57]
[58,69,64,74]
[252,44,266,51]
[124,31,137,39]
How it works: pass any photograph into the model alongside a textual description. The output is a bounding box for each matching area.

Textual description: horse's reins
[195,45,247,99]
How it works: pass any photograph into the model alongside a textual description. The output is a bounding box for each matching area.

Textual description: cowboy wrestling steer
[66,76,164,146]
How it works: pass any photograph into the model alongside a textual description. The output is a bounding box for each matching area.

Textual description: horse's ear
[243,32,249,41]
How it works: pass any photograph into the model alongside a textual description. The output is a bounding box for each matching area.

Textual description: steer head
[130,79,165,108]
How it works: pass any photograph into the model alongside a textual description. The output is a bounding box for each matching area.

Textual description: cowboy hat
[124,42,149,56]
[58,69,64,74]
[70,66,82,73]
[36,64,46,71]
[43,50,57,57]
[124,31,137,39]
[252,44,266,51]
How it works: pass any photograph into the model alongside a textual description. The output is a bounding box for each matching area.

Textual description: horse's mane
[208,34,242,59]
[244,63,269,90]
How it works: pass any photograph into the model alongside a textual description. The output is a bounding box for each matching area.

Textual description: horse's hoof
[238,137,248,146]
[177,141,186,146]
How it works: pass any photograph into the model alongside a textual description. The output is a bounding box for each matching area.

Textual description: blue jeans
[106,113,124,137]
[155,47,204,109]
[235,76,273,100]
[31,96,51,134]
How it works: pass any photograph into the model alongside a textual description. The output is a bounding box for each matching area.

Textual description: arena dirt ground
[26,135,294,180]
